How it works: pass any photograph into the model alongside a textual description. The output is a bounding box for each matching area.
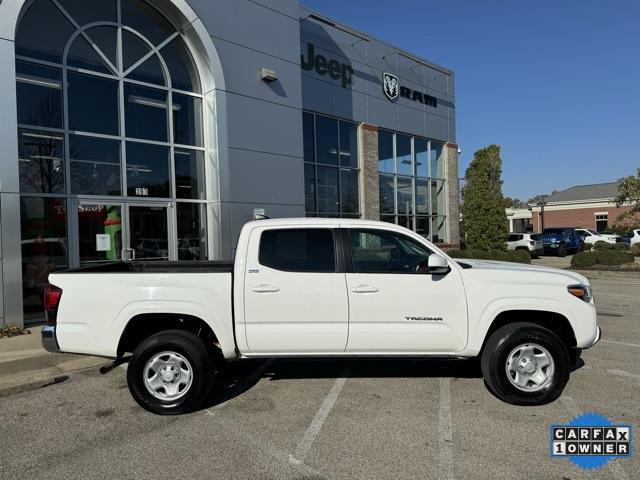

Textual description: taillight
[44,283,62,325]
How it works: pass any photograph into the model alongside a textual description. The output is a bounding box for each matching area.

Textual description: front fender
[463,296,580,355]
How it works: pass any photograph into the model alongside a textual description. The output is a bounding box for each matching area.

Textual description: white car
[575,228,619,245]
[42,218,600,414]
[506,233,543,257]
[629,229,640,246]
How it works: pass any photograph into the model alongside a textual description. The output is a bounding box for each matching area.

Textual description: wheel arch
[478,309,577,357]
[117,313,219,358]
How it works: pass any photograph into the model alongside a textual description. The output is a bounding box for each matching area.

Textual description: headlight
[567,284,592,303]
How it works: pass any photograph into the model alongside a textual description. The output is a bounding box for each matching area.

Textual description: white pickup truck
[42,219,600,414]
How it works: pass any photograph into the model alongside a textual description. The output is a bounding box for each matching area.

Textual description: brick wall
[531,204,633,232]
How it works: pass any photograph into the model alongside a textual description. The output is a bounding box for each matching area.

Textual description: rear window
[508,234,522,241]
[530,234,541,240]
[259,228,336,272]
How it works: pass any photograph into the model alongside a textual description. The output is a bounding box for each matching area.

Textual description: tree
[461,145,508,250]
[612,168,640,232]
[503,197,527,209]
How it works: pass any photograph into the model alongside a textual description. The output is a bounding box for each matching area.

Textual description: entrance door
[127,205,170,261]
[75,201,171,264]
[77,202,124,264]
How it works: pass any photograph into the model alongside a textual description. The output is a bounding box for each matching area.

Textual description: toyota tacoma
[42,219,601,414]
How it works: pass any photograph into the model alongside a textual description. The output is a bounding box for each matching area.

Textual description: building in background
[0,0,458,327]
[531,182,631,233]
[506,207,532,233]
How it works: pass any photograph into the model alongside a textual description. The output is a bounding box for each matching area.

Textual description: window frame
[14,0,209,276]
[258,228,340,274]
[345,227,435,275]
[303,111,361,219]
[377,129,447,243]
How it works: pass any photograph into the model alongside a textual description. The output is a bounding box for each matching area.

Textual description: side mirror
[427,254,450,275]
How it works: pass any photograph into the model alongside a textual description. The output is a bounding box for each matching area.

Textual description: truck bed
[57,261,234,274]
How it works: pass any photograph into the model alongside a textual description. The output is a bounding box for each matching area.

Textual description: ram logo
[383,72,399,100]
[405,316,444,322]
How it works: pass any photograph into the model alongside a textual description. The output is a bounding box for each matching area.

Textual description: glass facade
[303,112,360,218]
[15,0,207,323]
[378,130,447,243]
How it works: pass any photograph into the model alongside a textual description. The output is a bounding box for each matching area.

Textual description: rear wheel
[481,322,570,405]
[127,329,215,415]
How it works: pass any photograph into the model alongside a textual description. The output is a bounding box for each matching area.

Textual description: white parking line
[203,358,275,417]
[602,339,640,349]
[560,395,630,480]
[289,363,351,465]
[438,378,454,480]
[607,369,640,381]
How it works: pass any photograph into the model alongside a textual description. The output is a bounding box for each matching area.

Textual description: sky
[301,0,640,201]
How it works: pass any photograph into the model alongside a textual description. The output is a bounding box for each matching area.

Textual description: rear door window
[259,228,336,272]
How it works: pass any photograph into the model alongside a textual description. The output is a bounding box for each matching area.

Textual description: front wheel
[480,322,570,405]
[557,244,567,257]
[127,329,215,415]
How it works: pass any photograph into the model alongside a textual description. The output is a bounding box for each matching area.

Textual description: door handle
[351,285,379,294]
[251,284,280,293]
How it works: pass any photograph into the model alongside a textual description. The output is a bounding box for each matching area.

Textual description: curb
[0,358,111,398]
[0,374,69,397]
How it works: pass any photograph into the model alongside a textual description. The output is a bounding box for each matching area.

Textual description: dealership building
[0,0,458,327]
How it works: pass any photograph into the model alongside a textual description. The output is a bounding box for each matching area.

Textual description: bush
[594,241,629,251]
[571,251,597,268]
[507,250,532,264]
[446,249,467,258]
[632,244,640,257]
[612,242,630,251]
[617,251,635,264]
[595,250,622,266]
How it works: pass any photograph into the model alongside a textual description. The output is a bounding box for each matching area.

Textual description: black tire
[127,329,215,415]
[557,243,567,257]
[480,322,570,406]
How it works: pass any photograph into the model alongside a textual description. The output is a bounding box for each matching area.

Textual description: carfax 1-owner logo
[550,413,633,469]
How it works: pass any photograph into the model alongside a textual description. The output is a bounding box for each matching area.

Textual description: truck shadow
[201,357,484,410]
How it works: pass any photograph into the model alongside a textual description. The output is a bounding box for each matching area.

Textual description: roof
[545,182,620,204]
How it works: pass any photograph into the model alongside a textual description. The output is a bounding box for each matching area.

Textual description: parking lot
[1,269,638,480]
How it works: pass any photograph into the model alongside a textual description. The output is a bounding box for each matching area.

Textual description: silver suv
[507,233,543,258]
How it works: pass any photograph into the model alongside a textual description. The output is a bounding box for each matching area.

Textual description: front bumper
[584,326,602,349]
[41,325,61,353]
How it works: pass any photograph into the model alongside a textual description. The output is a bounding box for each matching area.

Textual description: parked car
[575,228,620,245]
[629,229,640,246]
[538,228,583,257]
[506,233,543,258]
[42,218,600,414]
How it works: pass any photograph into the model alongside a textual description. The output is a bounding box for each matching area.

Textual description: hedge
[571,251,597,268]
[593,241,629,251]
[595,250,621,265]
[572,249,635,268]
[632,244,640,257]
[447,249,531,264]
[618,251,635,264]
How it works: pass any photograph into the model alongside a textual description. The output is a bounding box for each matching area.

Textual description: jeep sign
[301,43,354,88]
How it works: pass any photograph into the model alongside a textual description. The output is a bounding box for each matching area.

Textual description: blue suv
[539,227,583,257]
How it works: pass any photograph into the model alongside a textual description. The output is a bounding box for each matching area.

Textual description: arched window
[16,0,208,322]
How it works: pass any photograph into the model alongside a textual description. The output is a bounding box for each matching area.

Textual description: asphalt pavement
[0,269,638,480]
